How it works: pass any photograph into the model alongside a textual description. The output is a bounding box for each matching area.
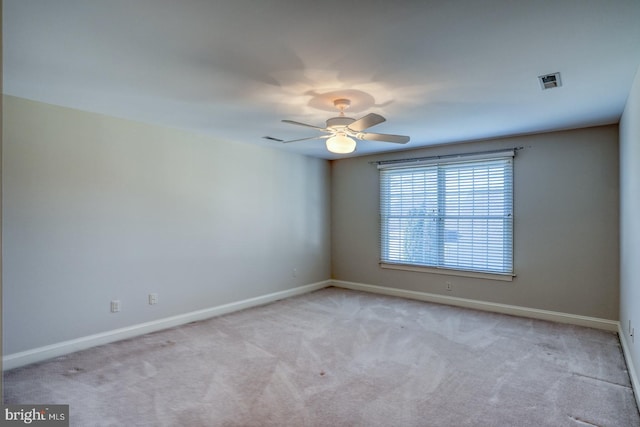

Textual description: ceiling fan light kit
[280,98,410,155]
[326,133,357,154]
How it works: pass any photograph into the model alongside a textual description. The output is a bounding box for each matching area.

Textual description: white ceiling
[4,0,640,159]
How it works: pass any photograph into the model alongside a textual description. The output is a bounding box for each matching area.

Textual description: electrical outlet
[445,281,453,292]
[292,268,297,278]
[149,293,158,305]
[110,300,121,313]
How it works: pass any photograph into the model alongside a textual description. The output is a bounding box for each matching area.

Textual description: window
[379,151,514,277]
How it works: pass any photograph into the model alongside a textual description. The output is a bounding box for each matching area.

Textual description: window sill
[379,262,515,282]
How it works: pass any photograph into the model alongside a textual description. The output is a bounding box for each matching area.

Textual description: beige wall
[2,95,331,354]
[620,64,640,385]
[332,125,619,320]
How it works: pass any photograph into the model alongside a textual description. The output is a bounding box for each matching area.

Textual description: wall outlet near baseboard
[110,300,121,313]
[445,281,453,292]
[149,293,158,305]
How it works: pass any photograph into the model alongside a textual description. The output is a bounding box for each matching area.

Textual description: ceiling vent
[538,72,562,90]
[262,136,283,142]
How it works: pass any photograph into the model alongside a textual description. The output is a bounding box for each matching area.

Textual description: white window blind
[379,152,514,275]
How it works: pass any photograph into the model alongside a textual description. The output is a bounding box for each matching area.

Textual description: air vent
[262,136,283,142]
[538,72,562,90]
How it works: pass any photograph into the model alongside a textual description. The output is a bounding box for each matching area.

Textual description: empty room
[2,1,640,426]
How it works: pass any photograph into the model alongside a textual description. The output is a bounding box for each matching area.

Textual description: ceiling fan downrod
[333,98,351,117]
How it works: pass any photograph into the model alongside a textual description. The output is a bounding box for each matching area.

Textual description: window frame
[378,150,515,281]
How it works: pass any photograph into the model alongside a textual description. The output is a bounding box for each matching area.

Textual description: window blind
[379,152,514,275]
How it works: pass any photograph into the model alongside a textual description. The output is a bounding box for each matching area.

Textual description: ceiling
[4,0,640,159]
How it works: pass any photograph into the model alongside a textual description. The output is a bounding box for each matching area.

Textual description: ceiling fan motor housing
[326,116,356,129]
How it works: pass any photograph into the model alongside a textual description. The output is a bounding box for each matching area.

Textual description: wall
[1,0,4,384]
[2,95,331,355]
[331,125,619,320]
[620,64,640,395]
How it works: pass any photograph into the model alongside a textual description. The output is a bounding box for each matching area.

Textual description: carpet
[3,287,639,426]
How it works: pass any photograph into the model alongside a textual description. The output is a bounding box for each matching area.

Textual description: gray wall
[1,93,626,358]
[620,65,640,381]
[2,95,331,354]
[332,125,620,320]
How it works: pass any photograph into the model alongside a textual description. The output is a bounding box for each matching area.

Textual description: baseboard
[4,279,622,371]
[619,324,640,410]
[331,280,619,332]
[2,280,330,370]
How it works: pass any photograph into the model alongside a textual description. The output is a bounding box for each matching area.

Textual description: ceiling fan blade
[282,119,326,131]
[348,113,386,132]
[281,135,329,144]
[359,132,410,144]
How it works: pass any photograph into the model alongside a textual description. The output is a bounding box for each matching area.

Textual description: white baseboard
[331,280,620,332]
[3,280,330,370]
[3,279,623,371]
[619,324,640,410]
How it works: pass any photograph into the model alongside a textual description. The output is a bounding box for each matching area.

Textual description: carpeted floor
[4,287,640,426]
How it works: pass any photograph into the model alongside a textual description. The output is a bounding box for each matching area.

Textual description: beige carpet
[4,287,639,426]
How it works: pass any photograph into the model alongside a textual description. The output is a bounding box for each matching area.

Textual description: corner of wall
[619,61,640,412]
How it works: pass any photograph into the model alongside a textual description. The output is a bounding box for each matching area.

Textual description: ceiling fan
[280,99,410,154]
